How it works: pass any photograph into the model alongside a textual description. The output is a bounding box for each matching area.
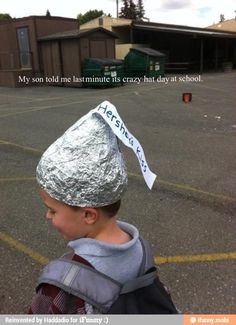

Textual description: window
[17,27,31,68]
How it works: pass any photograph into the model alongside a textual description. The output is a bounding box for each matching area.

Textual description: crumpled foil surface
[36,111,128,207]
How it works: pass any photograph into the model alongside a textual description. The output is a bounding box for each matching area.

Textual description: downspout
[130,21,134,44]
[200,38,204,74]
[58,40,64,85]
[215,38,218,71]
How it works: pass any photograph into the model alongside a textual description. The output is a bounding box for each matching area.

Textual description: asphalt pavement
[0,72,236,314]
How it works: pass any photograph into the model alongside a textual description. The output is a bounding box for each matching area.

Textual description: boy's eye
[47,207,56,214]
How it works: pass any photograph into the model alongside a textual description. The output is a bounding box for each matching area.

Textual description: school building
[1,15,236,87]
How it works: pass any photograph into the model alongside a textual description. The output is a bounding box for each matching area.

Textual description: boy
[29,106,144,314]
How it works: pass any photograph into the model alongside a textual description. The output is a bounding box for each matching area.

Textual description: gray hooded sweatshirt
[68,221,143,284]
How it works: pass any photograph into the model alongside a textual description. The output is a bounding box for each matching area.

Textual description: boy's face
[39,189,89,241]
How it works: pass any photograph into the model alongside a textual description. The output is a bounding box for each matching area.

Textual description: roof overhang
[38,27,118,41]
[132,21,236,38]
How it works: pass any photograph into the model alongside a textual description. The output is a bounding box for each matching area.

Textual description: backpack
[37,237,178,314]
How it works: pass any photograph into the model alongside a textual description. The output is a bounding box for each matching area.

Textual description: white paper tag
[92,101,157,189]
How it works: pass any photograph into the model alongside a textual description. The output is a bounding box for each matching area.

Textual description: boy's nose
[46,210,52,220]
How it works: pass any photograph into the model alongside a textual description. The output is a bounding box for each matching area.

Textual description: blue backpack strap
[37,257,122,313]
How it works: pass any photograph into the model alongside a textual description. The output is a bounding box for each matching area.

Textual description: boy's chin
[62,233,82,241]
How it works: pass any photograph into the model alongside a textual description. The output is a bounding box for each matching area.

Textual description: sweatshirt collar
[68,221,139,256]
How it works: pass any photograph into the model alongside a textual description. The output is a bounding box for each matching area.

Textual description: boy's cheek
[50,220,62,233]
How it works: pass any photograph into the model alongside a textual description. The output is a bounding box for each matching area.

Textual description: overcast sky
[1,0,236,27]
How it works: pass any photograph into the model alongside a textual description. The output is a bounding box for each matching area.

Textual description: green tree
[119,0,130,18]
[219,14,225,22]
[77,10,104,25]
[119,0,145,20]
[128,0,137,20]
[46,9,51,17]
[136,0,145,20]
[0,13,12,21]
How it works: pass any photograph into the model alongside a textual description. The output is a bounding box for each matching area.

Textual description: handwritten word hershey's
[97,104,134,147]
[93,101,156,189]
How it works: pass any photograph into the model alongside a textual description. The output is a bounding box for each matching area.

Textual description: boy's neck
[88,219,132,245]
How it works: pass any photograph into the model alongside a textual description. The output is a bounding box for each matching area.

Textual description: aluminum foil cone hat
[36,110,128,207]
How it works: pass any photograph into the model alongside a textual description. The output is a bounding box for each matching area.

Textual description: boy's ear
[83,208,99,225]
